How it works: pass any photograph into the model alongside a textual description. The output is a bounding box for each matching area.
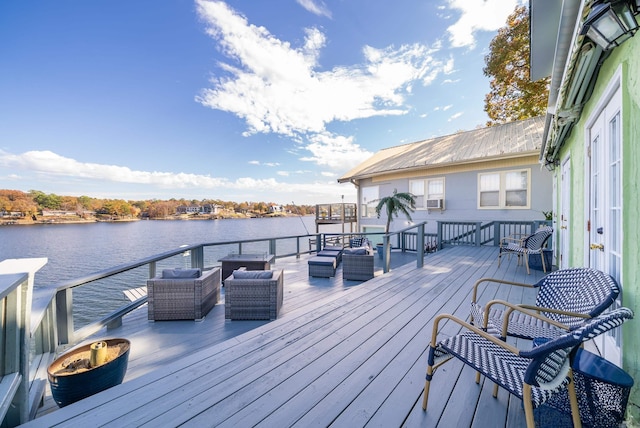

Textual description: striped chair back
[535,268,620,329]
[523,226,553,252]
[520,307,633,390]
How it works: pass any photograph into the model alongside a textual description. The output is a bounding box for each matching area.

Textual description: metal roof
[338,116,545,183]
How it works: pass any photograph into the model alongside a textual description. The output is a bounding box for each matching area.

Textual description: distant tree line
[0,189,315,219]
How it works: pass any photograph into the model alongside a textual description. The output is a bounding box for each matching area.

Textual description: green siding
[555,35,640,419]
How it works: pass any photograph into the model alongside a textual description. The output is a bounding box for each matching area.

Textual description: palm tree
[374,189,416,234]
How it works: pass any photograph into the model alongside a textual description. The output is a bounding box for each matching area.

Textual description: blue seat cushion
[317,250,341,258]
[161,268,202,278]
[232,270,273,279]
[308,256,336,266]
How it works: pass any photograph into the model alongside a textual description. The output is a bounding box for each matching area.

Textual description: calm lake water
[1,216,336,326]
[1,216,323,285]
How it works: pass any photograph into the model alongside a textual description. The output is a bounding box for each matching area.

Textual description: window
[409,180,425,208]
[478,169,530,209]
[427,178,444,200]
[410,178,444,209]
[361,186,379,218]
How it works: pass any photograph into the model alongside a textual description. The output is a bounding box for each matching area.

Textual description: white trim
[477,168,532,209]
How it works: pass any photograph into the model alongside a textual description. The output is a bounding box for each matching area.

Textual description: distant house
[41,210,78,217]
[201,204,221,215]
[338,116,552,235]
[530,0,639,414]
[268,205,285,214]
[176,205,201,214]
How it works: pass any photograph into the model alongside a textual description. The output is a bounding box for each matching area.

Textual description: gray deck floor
[27,246,549,427]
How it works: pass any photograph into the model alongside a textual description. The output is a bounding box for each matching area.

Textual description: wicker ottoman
[308,256,336,277]
[317,249,342,264]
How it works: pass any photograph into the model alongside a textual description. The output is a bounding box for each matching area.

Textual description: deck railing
[437,220,552,249]
[1,272,30,426]
[2,218,552,426]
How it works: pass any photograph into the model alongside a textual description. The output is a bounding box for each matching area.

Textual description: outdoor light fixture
[581,0,640,50]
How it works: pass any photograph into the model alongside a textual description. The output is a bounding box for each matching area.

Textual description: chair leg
[422,379,431,410]
[524,253,531,274]
[522,384,535,428]
[567,370,582,428]
[541,251,547,273]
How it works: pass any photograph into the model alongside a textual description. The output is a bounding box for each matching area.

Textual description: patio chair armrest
[471,277,535,303]
[484,299,571,337]
[431,313,520,355]
[499,235,526,246]
[516,304,592,320]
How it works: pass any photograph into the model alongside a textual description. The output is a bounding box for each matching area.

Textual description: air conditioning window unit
[426,198,444,209]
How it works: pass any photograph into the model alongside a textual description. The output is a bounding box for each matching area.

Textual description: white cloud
[296,0,332,18]
[300,133,372,170]
[0,150,263,190]
[448,112,464,121]
[0,149,356,204]
[194,0,447,170]
[443,104,453,111]
[445,0,520,48]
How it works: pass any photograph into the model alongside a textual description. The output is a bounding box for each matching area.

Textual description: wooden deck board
[27,246,547,427]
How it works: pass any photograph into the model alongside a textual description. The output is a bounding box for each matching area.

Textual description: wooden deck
[27,246,548,427]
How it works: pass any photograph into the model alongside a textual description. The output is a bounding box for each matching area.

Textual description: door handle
[590,243,604,251]
[560,226,567,229]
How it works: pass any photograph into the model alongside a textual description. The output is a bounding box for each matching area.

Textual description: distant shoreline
[1,212,302,226]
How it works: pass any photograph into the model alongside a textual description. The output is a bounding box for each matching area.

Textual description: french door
[586,84,622,364]
[559,157,571,269]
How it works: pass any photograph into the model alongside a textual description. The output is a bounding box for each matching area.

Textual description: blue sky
[0,0,522,205]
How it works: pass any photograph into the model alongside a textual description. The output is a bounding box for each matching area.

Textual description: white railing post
[55,288,74,345]
[0,258,47,426]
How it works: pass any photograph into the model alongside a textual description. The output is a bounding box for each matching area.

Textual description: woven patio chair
[147,267,221,321]
[423,307,633,428]
[498,226,553,274]
[342,247,374,281]
[470,268,620,340]
[224,269,283,320]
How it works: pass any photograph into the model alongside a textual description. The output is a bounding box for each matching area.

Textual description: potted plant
[374,189,416,259]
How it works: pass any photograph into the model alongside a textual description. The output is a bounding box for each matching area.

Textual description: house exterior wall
[356,157,552,234]
[553,35,640,418]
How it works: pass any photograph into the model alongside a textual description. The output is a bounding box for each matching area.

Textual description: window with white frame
[427,177,445,201]
[478,169,530,209]
[409,180,425,208]
[410,178,444,208]
[361,186,379,218]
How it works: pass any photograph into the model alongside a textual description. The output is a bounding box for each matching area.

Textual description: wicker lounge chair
[423,307,633,428]
[224,269,284,320]
[147,267,221,321]
[498,226,553,274]
[342,247,374,281]
[470,268,620,339]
